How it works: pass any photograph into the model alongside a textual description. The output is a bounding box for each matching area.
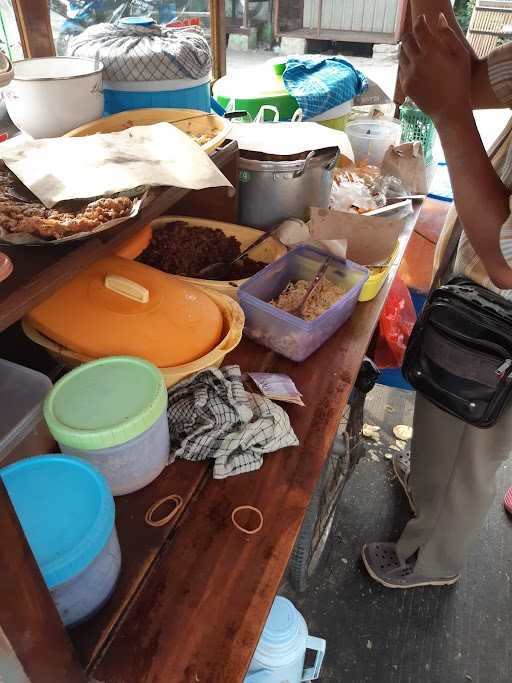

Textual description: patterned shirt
[450,44,512,299]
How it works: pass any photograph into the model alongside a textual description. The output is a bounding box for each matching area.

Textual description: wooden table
[0,159,420,681]
[70,208,419,683]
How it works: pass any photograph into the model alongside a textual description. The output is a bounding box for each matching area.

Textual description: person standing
[362,0,512,588]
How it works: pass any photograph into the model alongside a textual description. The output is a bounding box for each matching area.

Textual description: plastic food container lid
[345,117,401,139]
[44,356,168,451]
[1,455,115,588]
[0,359,52,459]
[25,256,223,368]
[119,16,155,26]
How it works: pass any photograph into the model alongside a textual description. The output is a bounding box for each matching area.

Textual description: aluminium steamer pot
[238,147,339,230]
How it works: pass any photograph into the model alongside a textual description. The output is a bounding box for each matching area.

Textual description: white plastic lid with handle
[245,596,326,683]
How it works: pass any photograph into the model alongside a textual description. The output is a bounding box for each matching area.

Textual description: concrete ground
[283,385,512,683]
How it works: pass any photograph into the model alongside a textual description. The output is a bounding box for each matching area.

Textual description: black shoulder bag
[402,275,512,428]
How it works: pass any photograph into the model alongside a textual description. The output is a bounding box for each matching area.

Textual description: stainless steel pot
[238,148,339,230]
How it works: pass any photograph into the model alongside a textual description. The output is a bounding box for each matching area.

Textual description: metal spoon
[197,225,281,280]
[291,256,332,319]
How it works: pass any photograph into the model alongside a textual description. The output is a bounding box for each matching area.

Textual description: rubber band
[231,505,263,535]
[145,495,183,528]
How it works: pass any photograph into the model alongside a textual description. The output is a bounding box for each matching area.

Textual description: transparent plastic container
[238,246,368,362]
[0,359,54,466]
[345,117,401,166]
[44,357,171,496]
[52,529,121,627]
[61,411,170,496]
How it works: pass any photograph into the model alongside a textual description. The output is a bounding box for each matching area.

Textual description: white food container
[4,57,104,138]
[345,117,402,167]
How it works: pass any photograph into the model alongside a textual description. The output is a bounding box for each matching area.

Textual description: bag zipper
[429,319,509,360]
[425,302,512,346]
[496,359,512,380]
[432,298,512,338]
[427,322,512,387]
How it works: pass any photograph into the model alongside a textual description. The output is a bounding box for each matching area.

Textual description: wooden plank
[169,150,239,224]
[12,0,55,58]
[91,209,419,683]
[276,26,396,42]
[0,480,86,683]
[210,0,227,80]
[70,460,210,670]
[0,627,30,683]
[0,141,239,334]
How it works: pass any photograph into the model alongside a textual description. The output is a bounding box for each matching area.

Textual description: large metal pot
[238,147,339,229]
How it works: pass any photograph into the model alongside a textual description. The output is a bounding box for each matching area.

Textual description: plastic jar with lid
[1,454,121,626]
[44,356,170,495]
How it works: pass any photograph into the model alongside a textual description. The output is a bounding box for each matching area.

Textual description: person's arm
[436,110,512,289]
[408,0,505,109]
[401,14,512,289]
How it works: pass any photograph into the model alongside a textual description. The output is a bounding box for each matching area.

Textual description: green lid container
[212,59,299,122]
[44,356,167,451]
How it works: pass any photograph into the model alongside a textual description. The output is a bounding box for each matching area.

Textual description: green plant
[454,0,476,34]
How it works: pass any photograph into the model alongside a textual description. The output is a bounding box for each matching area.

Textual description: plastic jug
[245,596,326,683]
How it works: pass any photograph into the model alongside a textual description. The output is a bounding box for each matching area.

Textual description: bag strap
[430,117,512,290]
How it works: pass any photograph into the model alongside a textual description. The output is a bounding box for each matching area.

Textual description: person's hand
[399,13,472,124]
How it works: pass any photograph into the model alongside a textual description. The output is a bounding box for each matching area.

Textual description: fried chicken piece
[0,193,134,239]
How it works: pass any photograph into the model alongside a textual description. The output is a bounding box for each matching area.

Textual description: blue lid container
[238,246,368,362]
[118,16,155,27]
[1,455,115,588]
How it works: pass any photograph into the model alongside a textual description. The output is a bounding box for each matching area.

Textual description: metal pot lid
[239,147,339,172]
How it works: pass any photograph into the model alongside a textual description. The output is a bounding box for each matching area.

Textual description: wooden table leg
[0,480,86,683]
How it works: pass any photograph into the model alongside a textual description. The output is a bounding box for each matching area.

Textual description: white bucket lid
[310,99,353,122]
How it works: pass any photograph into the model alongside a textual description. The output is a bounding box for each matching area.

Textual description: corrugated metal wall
[467,1,512,58]
[303,0,400,32]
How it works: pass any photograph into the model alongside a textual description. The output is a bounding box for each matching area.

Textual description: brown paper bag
[380,141,428,195]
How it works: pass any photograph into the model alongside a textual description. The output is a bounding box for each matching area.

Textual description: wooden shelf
[0,142,239,334]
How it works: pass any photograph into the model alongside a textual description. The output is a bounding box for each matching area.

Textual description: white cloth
[69,23,211,82]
